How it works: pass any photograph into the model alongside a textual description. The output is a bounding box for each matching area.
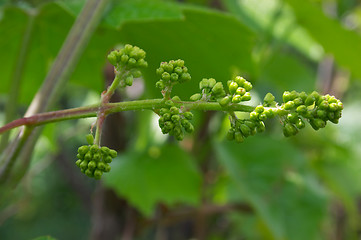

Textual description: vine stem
[0,100,255,135]
[94,68,126,146]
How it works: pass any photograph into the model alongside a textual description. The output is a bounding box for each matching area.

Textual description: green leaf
[118,7,256,98]
[215,136,327,240]
[259,52,316,94]
[284,0,361,80]
[103,144,202,216]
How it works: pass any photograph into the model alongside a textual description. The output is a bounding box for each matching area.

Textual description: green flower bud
[85,169,93,177]
[120,54,129,64]
[163,63,173,72]
[180,73,191,82]
[229,82,238,94]
[175,132,184,141]
[318,101,329,110]
[287,112,298,123]
[170,73,179,82]
[185,124,194,133]
[310,118,326,130]
[162,72,171,81]
[171,114,180,123]
[234,76,246,86]
[243,81,252,91]
[137,59,148,68]
[241,92,251,101]
[219,96,231,106]
[240,124,251,137]
[86,134,94,145]
[93,153,101,161]
[170,106,179,115]
[165,100,174,107]
[283,91,292,103]
[296,105,307,114]
[200,78,209,90]
[190,93,202,101]
[310,91,320,102]
[327,112,335,120]
[255,105,264,114]
[131,69,142,78]
[236,87,246,96]
[159,108,169,115]
[264,109,275,118]
[283,123,298,137]
[75,159,82,167]
[101,146,110,155]
[128,58,137,66]
[104,156,113,163]
[337,101,343,110]
[258,113,267,121]
[299,91,307,101]
[80,160,89,170]
[295,118,305,129]
[226,128,235,140]
[174,66,183,75]
[76,153,82,159]
[183,112,193,120]
[156,80,165,89]
[316,110,327,119]
[94,170,103,180]
[125,75,133,86]
[104,164,111,173]
[84,152,92,161]
[90,145,99,153]
[235,132,244,143]
[256,121,266,133]
[232,95,242,103]
[208,78,216,88]
[172,96,181,102]
[212,82,224,94]
[284,101,295,110]
[97,162,106,171]
[156,67,164,76]
[250,112,259,121]
[264,93,275,103]
[163,113,171,121]
[293,97,303,106]
[78,146,89,155]
[329,103,338,111]
[88,161,97,170]
[107,51,118,66]
[334,110,342,119]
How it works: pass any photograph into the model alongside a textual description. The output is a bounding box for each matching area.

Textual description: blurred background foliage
[0,0,360,239]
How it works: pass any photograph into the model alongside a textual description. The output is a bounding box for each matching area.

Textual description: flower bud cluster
[219,76,252,106]
[75,144,117,179]
[227,118,265,143]
[107,44,148,87]
[158,101,194,141]
[156,59,191,90]
[280,90,343,136]
[190,78,226,101]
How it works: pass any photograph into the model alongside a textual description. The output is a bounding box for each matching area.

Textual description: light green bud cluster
[156,59,191,90]
[75,136,117,179]
[158,100,194,141]
[280,90,343,136]
[247,91,343,138]
[190,78,226,101]
[226,118,265,143]
[107,44,148,86]
[219,76,253,106]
